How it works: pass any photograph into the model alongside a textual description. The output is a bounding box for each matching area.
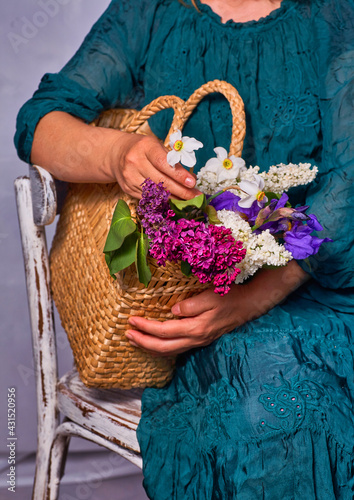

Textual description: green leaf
[104,200,137,253]
[169,193,206,212]
[136,231,152,287]
[105,232,138,278]
[264,191,281,202]
[180,260,192,277]
[205,205,221,224]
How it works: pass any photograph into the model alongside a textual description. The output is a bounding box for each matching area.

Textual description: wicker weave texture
[50,80,245,389]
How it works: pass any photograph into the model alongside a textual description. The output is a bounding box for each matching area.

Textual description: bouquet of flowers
[104,130,330,295]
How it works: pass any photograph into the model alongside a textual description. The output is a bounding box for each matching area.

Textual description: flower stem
[207,185,244,204]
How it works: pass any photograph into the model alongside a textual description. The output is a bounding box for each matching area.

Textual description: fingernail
[126,332,139,347]
[172,303,180,315]
[185,177,195,187]
[128,318,137,327]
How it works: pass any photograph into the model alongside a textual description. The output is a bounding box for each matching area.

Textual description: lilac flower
[138,179,251,294]
[145,197,246,294]
[137,179,174,237]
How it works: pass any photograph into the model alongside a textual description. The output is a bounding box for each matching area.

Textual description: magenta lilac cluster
[137,179,246,295]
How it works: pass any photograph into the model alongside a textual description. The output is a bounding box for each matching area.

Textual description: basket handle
[169,80,245,157]
[122,80,246,158]
[122,95,185,134]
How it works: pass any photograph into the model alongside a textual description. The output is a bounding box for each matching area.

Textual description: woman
[15,0,354,498]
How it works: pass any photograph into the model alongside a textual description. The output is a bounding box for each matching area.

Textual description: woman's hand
[109,132,200,199]
[126,261,310,356]
[31,111,200,199]
[126,286,247,356]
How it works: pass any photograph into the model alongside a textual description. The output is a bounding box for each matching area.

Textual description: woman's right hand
[31,111,200,200]
[109,131,201,199]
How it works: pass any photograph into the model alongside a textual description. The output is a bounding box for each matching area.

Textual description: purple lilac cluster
[137,180,246,295]
[136,179,175,237]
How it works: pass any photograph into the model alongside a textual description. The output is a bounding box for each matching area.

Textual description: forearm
[234,260,310,326]
[31,111,119,183]
[31,111,199,200]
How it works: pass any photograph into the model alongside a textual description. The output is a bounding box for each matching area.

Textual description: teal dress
[15,0,354,498]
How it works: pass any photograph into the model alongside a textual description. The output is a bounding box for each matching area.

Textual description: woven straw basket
[50,80,246,389]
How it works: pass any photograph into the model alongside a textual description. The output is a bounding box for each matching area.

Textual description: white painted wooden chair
[14,165,142,500]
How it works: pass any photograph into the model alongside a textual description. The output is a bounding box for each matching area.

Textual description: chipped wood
[58,369,141,453]
[15,177,59,499]
[15,171,142,500]
[29,165,57,226]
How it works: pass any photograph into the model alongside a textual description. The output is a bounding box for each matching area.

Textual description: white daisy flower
[238,174,268,208]
[204,147,246,183]
[167,130,203,169]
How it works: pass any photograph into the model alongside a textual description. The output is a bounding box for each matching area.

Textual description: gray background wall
[0,1,147,498]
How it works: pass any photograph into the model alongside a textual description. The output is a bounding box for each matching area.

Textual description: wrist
[229,261,310,327]
[98,128,127,183]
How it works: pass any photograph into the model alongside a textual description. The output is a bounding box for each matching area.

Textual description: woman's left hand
[126,286,246,356]
[126,261,310,356]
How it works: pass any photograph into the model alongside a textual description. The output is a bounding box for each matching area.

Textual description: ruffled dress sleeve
[14,0,157,163]
[296,0,354,289]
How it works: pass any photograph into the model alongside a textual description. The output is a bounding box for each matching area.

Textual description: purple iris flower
[284,221,331,260]
[207,189,331,261]
[208,191,261,223]
[236,200,262,224]
[272,192,288,209]
[208,191,240,211]
[253,194,289,233]
[253,194,310,234]
[306,213,325,231]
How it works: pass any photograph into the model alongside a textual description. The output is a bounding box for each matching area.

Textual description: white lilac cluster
[258,163,318,194]
[197,152,317,195]
[216,210,292,283]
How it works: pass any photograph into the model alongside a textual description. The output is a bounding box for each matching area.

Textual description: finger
[171,289,220,317]
[128,316,195,338]
[145,147,201,200]
[120,155,200,200]
[125,329,201,356]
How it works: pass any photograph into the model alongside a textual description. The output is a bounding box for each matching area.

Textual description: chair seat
[57,369,142,454]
